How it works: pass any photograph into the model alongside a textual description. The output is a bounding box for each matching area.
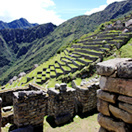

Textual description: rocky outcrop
[96,58,132,132]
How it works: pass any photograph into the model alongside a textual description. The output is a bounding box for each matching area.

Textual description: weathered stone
[97,99,110,116]
[99,127,109,132]
[117,59,132,78]
[11,125,33,132]
[96,58,130,76]
[100,76,132,97]
[97,89,116,103]
[3,106,12,112]
[98,113,126,132]
[119,102,132,114]
[118,95,132,104]
[109,105,132,124]
[60,83,67,92]
[55,83,60,89]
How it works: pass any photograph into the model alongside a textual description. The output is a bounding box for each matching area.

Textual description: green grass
[68,64,78,68]
[62,66,71,71]
[56,68,63,73]
[50,71,56,76]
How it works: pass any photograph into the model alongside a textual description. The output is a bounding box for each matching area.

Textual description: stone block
[117,59,132,78]
[97,99,110,116]
[118,95,132,105]
[100,76,132,97]
[109,105,132,124]
[119,102,132,114]
[97,89,116,103]
[99,127,109,132]
[96,58,130,76]
[98,113,126,132]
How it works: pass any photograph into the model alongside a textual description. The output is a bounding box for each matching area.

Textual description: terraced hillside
[2,27,131,90]
[34,30,132,85]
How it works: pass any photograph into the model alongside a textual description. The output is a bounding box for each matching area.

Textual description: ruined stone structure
[0,98,2,132]
[13,90,48,131]
[47,83,75,125]
[0,87,30,107]
[96,58,132,132]
[9,82,98,131]
[72,81,99,113]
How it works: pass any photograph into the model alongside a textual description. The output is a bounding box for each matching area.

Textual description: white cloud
[107,0,125,4]
[0,0,65,25]
[85,0,125,16]
[85,5,107,15]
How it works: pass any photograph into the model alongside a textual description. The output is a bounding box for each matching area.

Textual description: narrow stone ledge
[98,113,126,132]
[119,102,132,114]
[99,127,109,132]
[99,76,132,97]
[97,99,110,116]
[117,59,132,79]
[97,89,116,103]
[96,58,130,76]
[118,95,132,104]
[109,105,132,124]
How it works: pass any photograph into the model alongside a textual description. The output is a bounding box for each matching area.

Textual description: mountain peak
[0,18,38,29]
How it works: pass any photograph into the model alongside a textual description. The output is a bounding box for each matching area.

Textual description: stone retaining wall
[47,83,76,125]
[96,58,132,132]
[13,90,48,131]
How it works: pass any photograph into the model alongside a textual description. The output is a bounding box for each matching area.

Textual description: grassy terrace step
[36,79,42,84]
[50,66,55,71]
[61,58,73,64]
[57,60,66,66]
[97,33,119,38]
[73,52,99,61]
[55,68,63,73]
[79,42,105,46]
[54,63,60,68]
[76,57,92,65]
[67,64,78,73]
[61,65,71,74]
[50,71,56,78]
[74,49,103,57]
[46,68,50,73]
[64,50,69,55]
[74,60,85,68]
[46,73,50,79]
[66,48,74,53]
[72,44,110,52]
[37,74,42,79]
[65,56,76,61]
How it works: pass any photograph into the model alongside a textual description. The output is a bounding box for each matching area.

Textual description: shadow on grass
[46,116,74,128]
[77,108,98,119]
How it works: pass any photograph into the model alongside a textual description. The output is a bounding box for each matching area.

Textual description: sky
[0,0,125,26]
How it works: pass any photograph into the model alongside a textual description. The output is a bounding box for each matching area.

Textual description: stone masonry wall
[96,58,132,132]
[0,87,30,107]
[0,98,2,132]
[13,90,48,130]
[72,80,99,113]
[47,83,76,125]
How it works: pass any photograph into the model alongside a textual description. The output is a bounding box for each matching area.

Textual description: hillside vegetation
[0,0,132,86]
[2,11,132,90]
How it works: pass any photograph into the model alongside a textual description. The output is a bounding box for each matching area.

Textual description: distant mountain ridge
[0,18,38,29]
